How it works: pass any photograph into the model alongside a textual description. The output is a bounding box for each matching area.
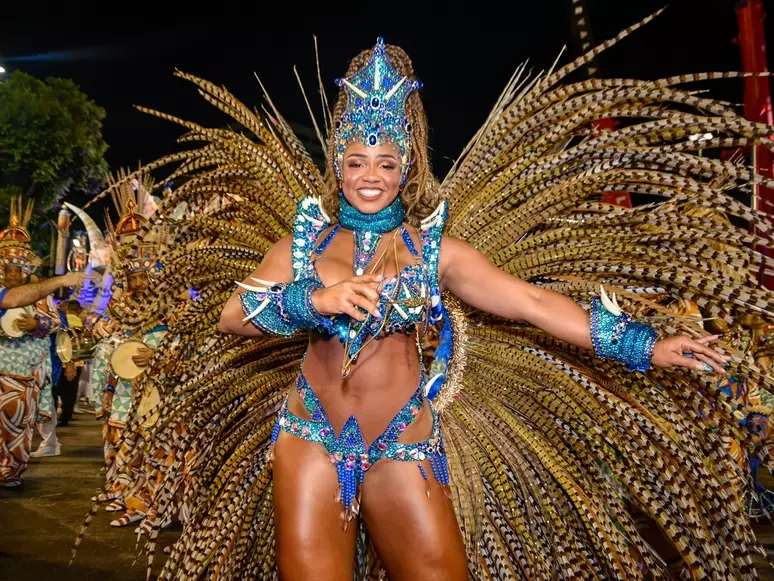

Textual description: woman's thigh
[273,430,357,581]
[360,458,468,581]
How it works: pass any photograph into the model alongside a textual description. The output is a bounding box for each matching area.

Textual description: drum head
[138,386,161,427]
[110,340,147,379]
[56,331,73,362]
[1,308,27,338]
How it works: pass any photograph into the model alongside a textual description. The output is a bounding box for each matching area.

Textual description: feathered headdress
[104,168,166,282]
[0,196,40,277]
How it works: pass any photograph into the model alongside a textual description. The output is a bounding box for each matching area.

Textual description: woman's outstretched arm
[438,236,727,374]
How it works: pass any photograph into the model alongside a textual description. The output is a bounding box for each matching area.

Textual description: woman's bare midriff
[288,330,433,446]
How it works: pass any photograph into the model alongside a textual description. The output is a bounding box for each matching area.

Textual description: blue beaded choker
[338,193,405,233]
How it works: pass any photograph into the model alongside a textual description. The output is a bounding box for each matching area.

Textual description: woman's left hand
[651,334,729,374]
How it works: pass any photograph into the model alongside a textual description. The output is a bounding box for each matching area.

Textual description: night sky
[0,0,760,213]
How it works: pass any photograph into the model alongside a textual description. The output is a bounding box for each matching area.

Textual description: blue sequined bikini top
[290,196,447,345]
[305,224,426,339]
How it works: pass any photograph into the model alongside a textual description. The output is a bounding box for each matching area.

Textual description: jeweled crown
[334,37,422,185]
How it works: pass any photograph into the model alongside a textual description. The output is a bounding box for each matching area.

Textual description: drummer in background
[106,268,170,528]
[32,299,89,457]
[0,197,87,487]
[90,190,169,525]
[92,270,168,524]
[30,296,69,459]
[75,305,111,411]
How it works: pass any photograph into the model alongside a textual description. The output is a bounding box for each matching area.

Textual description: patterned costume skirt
[0,373,41,485]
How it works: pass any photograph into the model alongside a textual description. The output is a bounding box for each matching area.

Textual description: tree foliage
[0,71,109,216]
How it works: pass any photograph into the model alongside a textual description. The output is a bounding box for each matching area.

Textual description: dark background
[0,0,763,213]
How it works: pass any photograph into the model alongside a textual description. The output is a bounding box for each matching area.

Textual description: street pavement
[0,416,178,581]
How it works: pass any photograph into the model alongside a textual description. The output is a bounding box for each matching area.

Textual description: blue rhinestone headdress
[334,37,422,186]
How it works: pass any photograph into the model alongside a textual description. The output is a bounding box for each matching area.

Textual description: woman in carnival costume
[75,15,774,580]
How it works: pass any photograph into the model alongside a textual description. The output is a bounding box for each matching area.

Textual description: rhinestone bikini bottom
[270,371,450,525]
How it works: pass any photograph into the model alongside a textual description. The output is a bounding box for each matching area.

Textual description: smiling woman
[217,35,738,580]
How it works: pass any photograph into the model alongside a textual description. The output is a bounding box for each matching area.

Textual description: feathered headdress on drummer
[103,168,166,288]
[0,196,41,285]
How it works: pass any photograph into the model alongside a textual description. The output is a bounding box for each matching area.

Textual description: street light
[0,67,5,74]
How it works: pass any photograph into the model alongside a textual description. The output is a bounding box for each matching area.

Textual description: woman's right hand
[311,275,384,321]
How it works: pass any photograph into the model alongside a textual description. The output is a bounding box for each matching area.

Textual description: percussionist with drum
[0,197,87,487]
[89,177,169,526]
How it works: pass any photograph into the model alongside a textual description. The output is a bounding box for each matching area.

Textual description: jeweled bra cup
[269,372,450,526]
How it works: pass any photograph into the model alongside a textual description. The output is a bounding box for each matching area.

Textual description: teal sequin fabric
[590,297,657,373]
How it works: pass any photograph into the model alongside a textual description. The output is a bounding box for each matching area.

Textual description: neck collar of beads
[338,193,405,233]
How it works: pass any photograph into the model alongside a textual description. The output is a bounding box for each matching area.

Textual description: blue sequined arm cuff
[239,278,334,336]
[239,285,297,337]
[590,298,658,373]
[281,279,335,334]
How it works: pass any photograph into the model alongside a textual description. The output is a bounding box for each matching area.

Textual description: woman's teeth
[358,188,383,199]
